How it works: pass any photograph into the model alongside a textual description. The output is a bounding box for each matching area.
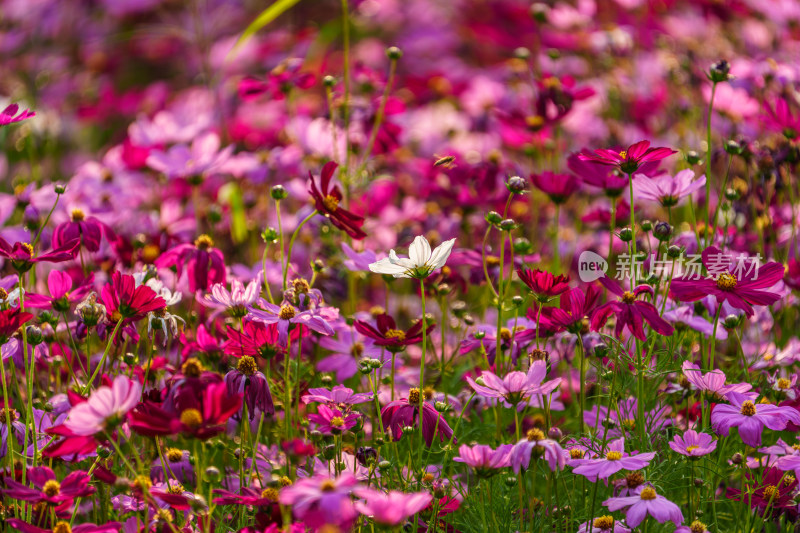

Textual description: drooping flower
[668,430,717,458]
[368,235,456,279]
[279,473,359,530]
[308,161,367,239]
[579,140,677,175]
[381,388,454,446]
[64,376,142,436]
[26,270,94,313]
[591,276,674,341]
[571,438,655,482]
[603,485,683,528]
[53,208,115,253]
[224,355,274,418]
[670,246,784,317]
[632,169,706,207]
[711,392,800,447]
[354,488,432,526]
[154,234,226,293]
[301,385,372,407]
[509,427,566,473]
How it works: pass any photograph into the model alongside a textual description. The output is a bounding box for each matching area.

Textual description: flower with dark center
[355,313,433,353]
[236,356,257,376]
[591,276,673,341]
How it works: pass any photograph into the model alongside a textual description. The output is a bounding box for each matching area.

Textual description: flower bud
[530,3,549,22]
[513,47,530,60]
[708,60,731,83]
[547,427,563,440]
[511,295,524,308]
[435,401,448,412]
[731,452,743,465]
[386,46,403,60]
[485,211,502,225]
[499,219,518,232]
[320,375,333,385]
[323,75,336,88]
[463,314,475,326]
[97,446,112,458]
[506,176,528,194]
[513,237,533,255]
[667,245,683,259]
[378,460,392,470]
[724,140,742,155]
[504,476,518,487]
[262,227,279,243]
[686,151,702,165]
[54,183,67,195]
[653,222,673,241]
[451,300,467,317]
[474,331,486,340]
[26,325,43,346]
[619,227,633,242]
[640,220,653,232]
[271,185,288,201]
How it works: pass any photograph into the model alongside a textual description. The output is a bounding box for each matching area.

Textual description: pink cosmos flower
[603,485,683,528]
[201,279,260,317]
[577,517,632,533]
[670,246,784,317]
[154,235,226,293]
[453,444,512,475]
[3,466,95,505]
[668,429,717,457]
[571,438,655,482]
[632,169,706,207]
[279,473,359,530]
[64,376,142,436]
[762,97,800,140]
[578,140,676,175]
[509,428,566,473]
[27,270,94,313]
[711,392,800,447]
[466,360,561,409]
[530,171,581,204]
[354,489,432,526]
[307,404,360,434]
[0,103,35,126]
[146,132,232,180]
[681,361,752,399]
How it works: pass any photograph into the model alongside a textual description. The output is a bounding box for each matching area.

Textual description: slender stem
[705,82,718,248]
[627,171,637,290]
[83,320,123,395]
[283,210,318,291]
[355,57,398,179]
[417,277,427,461]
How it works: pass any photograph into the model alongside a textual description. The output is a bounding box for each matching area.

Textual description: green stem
[705,82,718,248]
[283,210,318,291]
[83,320,123,395]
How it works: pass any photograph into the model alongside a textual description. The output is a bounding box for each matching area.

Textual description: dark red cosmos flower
[578,140,676,175]
[670,246,784,317]
[6,519,121,533]
[224,320,293,360]
[591,276,674,341]
[2,466,95,507]
[155,234,226,292]
[517,268,570,302]
[100,271,166,322]
[308,161,367,240]
[53,208,116,253]
[381,388,454,446]
[0,307,34,343]
[727,467,798,520]
[530,171,580,204]
[0,237,79,273]
[129,381,242,440]
[527,284,602,335]
[354,313,434,353]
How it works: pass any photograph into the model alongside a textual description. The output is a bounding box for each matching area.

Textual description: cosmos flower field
[3,0,800,531]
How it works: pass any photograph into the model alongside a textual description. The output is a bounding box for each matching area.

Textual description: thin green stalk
[282,210,318,290]
[83,320,123,395]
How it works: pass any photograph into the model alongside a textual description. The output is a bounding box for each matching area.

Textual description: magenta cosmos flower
[279,473,359,530]
[301,385,372,406]
[668,430,717,458]
[26,270,94,313]
[571,438,655,482]
[308,161,367,240]
[591,276,674,341]
[6,520,121,533]
[354,488,432,526]
[154,234,226,293]
[64,376,142,436]
[763,97,800,141]
[466,360,560,409]
[530,171,580,204]
[308,404,360,434]
[0,237,78,273]
[633,169,706,207]
[3,465,95,505]
[517,267,570,302]
[711,392,800,447]
[0,103,35,126]
[453,444,512,476]
[603,485,683,528]
[53,208,115,253]
[509,427,567,473]
[579,140,677,175]
[100,271,166,323]
[670,246,784,317]
[381,388,454,446]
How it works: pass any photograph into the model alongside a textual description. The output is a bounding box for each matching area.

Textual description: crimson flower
[669,246,784,317]
[591,276,674,341]
[0,238,79,273]
[578,140,676,174]
[527,284,602,335]
[0,307,34,343]
[530,171,580,204]
[100,271,166,323]
[154,234,226,292]
[727,467,798,520]
[2,466,95,506]
[517,267,570,302]
[308,161,367,240]
[354,313,434,353]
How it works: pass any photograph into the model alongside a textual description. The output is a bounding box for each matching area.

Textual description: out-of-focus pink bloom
[354,489,432,526]
[0,104,35,126]
[64,376,142,436]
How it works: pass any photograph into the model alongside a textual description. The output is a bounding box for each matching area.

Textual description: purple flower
[154,235,226,293]
[53,208,114,253]
[466,360,560,408]
[571,438,655,482]
[453,444,512,475]
[302,385,372,407]
[633,169,705,207]
[278,473,359,530]
[225,356,274,418]
[381,388,454,446]
[341,243,382,272]
[64,376,142,436]
[662,305,727,340]
[712,392,800,447]
[354,488,432,526]
[675,521,711,533]
[509,428,566,473]
[584,398,671,438]
[577,516,632,533]
[146,132,232,180]
[0,103,35,126]
[668,430,717,458]
[307,404,360,435]
[316,328,384,381]
[591,276,674,341]
[248,299,335,346]
[603,485,683,528]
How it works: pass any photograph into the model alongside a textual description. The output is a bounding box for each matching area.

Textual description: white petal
[408,236,432,267]
[388,250,416,269]
[428,238,456,270]
[369,258,411,277]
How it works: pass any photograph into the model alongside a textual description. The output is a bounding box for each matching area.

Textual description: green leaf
[233,0,303,51]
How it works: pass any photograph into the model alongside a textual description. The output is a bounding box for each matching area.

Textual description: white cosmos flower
[368,236,456,279]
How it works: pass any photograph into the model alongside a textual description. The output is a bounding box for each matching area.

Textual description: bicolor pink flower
[571,438,655,482]
[64,376,141,436]
[603,485,683,528]
[668,430,717,457]
[308,404,360,434]
[302,385,372,406]
[591,276,674,341]
[354,489,432,526]
[201,278,260,317]
[579,140,676,174]
[711,392,800,447]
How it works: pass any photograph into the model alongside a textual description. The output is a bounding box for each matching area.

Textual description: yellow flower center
[43,479,61,497]
[621,291,636,304]
[166,448,183,462]
[0,408,19,425]
[322,195,339,212]
[21,242,34,256]
[716,272,737,290]
[408,388,421,405]
[237,356,257,376]
[279,305,296,320]
[690,521,707,533]
[763,485,778,499]
[593,516,615,529]
[686,445,699,453]
[194,234,214,250]
[53,522,72,533]
[351,342,364,357]
[606,451,623,461]
[621,419,636,431]
[180,408,203,428]
[778,378,791,390]
[499,328,512,342]
[384,329,406,342]
[740,401,756,416]
[320,479,337,492]
[167,483,184,494]
[527,428,545,442]
[279,476,292,487]
[330,416,345,427]
[181,358,205,377]
[619,151,627,158]
[261,487,279,501]
[570,449,584,459]
[640,487,657,500]
[71,209,86,222]
[133,475,152,492]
